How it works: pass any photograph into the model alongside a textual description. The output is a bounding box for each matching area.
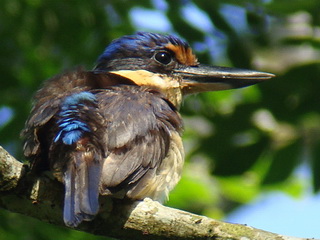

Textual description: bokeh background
[1,0,320,239]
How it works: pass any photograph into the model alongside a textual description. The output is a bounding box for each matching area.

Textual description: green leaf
[263,140,301,185]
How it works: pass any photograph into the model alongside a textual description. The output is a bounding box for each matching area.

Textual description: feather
[63,150,101,227]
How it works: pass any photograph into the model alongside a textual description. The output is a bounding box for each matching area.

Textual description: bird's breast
[126,131,184,202]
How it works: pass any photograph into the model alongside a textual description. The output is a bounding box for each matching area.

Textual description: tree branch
[0,146,312,240]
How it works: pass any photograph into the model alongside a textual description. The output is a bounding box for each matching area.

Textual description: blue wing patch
[54,92,97,145]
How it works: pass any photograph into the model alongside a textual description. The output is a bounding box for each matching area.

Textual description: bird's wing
[21,69,108,227]
[51,91,106,227]
[96,86,183,200]
[21,69,92,160]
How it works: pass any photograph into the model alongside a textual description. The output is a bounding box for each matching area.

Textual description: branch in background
[0,146,311,240]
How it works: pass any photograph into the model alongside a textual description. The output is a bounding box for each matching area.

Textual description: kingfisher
[21,32,274,227]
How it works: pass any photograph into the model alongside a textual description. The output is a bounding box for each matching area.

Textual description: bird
[21,32,274,227]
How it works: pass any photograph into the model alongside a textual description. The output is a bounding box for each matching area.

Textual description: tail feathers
[63,152,101,228]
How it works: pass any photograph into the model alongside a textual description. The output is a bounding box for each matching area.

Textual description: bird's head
[94,32,274,108]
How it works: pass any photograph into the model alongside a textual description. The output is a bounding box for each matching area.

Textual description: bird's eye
[154,51,172,65]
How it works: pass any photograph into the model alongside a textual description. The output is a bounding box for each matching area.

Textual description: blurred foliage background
[1,0,320,239]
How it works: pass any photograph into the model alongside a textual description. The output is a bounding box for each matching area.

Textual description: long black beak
[174,65,275,95]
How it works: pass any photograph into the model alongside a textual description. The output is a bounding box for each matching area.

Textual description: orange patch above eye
[165,43,198,66]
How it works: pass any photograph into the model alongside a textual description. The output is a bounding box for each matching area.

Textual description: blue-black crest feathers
[95,32,191,71]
